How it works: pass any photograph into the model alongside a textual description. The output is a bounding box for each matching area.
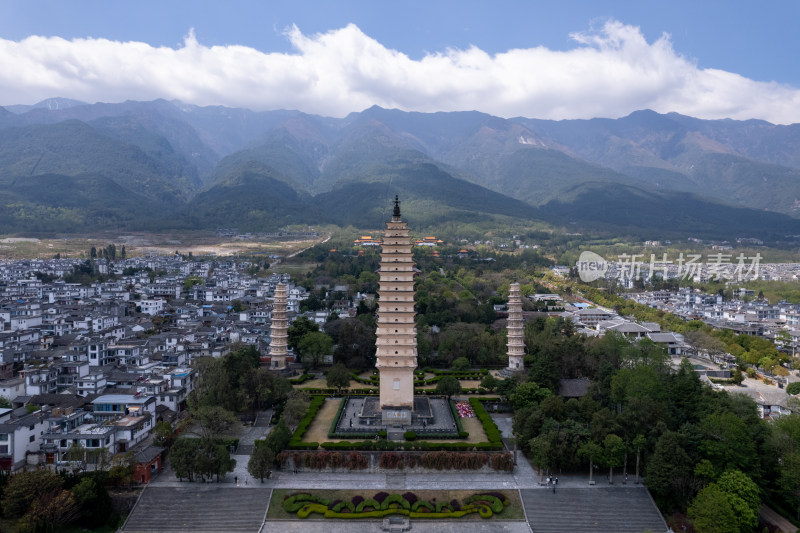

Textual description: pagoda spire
[393,195,401,218]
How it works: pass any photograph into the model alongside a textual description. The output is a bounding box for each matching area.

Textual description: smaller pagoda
[270,283,289,370]
[506,282,525,371]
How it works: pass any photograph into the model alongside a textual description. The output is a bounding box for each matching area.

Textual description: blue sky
[1,0,799,122]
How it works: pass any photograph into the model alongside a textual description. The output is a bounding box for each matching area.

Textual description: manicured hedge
[289,373,313,384]
[288,395,325,450]
[320,440,502,451]
[470,398,502,443]
[449,399,466,434]
[282,490,508,520]
[328,396,348,437]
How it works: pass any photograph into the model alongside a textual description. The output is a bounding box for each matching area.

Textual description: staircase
[122,486,271,533]
[521,487,667,533]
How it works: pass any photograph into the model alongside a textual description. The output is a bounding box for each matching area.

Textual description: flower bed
[279,490,513,520]
[455,401,475,418]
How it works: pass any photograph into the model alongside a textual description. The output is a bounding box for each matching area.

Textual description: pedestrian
[546,476,550,486]
[235,476,238,486]
[245,478,248,485]
[350,419,352,427]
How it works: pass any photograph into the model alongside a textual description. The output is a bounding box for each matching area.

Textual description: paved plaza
[122,409,669,532]
[333,396,458,437]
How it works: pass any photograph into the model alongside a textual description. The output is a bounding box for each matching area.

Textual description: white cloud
[1,20,798,124]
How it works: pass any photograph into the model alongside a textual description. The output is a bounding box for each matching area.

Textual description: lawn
[267,488,525,520]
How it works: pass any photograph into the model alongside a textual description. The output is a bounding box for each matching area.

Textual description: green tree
[529,433,555,478]
[298,331,333,369]
[194,440,236,482]
[602,434,625,484]
[170,438,199,481]
[480,373,499,392]
[578,441,603,483]
[327,318,377,370]
[509,381,551,411]
[326,363,351,394]
[688,484,739,533]
[153,420,174,447]
[193,405,238,440]
[18,487,80,533]
[282,390,310,431]
[646,431,695,511]
[786,382,800,396]
[716,470,760,532]
[632,434,646,484]
[435,376,462,400]
[287,316,319,350]
[451,357,470,371]
[0,396,11,408]
[264,420,292,455]
[71,476,112,527]
[1,469,63,518]
[247,443,275,482]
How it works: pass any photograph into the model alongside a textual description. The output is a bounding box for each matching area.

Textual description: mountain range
[1,98,799,242]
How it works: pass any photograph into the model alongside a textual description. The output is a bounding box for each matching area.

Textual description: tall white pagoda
[506,282,525,371]
[270,283,288,370]
[376,196,417,409]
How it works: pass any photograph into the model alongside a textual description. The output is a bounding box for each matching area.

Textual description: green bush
[288,440,319,450]
[411,500,435,512]
[381,493,411,510]
[449,400,466,434]
[330,500,355,513]
[465,494,504,513]
[297,503,328,518]
[435,501,453,512]
[355,498,381,513]
[404,431,417,441]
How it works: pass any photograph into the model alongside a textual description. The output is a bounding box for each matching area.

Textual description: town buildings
[0,251,340,472]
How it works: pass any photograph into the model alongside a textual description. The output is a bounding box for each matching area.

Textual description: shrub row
[295,386,493,396]
[319,440,503,451]
[351,373,379,385]
[288,395,325,450]
[328,396,348,438]
[330,430,468,442]
[470,398,502,443]
[423,367,489,376]
[289,373,313,384]
[449,399,466,435]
